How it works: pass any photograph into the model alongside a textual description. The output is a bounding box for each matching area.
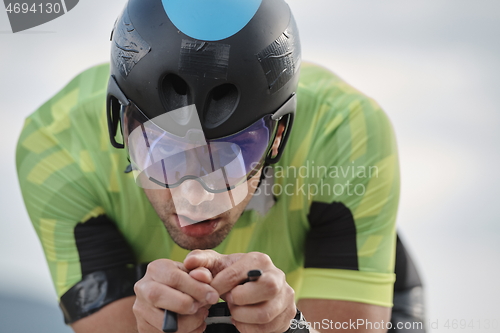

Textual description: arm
[70,263,219,333]
[71,296,137,333]
[292,78,400,332]
[15,65,142,331]
[298,83,400,331]
[298,299,391,333]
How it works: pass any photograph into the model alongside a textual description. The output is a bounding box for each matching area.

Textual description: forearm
[71,296,138,333]
[297,299,391,333]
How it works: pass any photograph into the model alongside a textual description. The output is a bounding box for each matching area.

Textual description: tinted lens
[211,116,275,177]
[122,102,276,192]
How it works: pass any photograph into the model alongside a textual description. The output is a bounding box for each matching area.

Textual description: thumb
[188,267,213,284]
[184,250,243,275]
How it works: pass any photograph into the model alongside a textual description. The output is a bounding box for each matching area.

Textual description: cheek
[236,170,262,206]
[143,189,173,206]
[247,170,262,191]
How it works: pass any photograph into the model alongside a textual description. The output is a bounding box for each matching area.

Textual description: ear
[270,122,286,159]
[266,113,295,164]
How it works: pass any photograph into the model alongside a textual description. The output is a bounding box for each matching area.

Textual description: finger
[184,249,243,275]
[135,299,209,333]
[145,260,219,306]
[228,270,285,305]
[188,323,207,333]
[135,279,200,314]
[137,320,162,333]
[229,300,282,325]
[211,252,273,296]
[133,300,165,332]
[177,307,209,333]
[189,267,213,284]
[229,283,295,324]
[184,250,222,272]
[231,304,296,333]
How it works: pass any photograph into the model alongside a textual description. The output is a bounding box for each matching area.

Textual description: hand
[184,250,297,333]
[133,259,220,333]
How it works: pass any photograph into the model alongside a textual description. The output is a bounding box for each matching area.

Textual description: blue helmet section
[161,0,262,41]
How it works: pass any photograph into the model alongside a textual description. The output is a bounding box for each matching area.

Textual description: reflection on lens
[123,103,276,192]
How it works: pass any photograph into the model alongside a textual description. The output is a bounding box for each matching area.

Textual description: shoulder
[296,62,381,117]
[17,63,111,166]
[288,62,391,164]
[19,63,109,139]
[276,61,398,207]
[15,63,129,213]
[28,63,109,124]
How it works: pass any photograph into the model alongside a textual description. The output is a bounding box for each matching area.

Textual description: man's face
[143,169,262,250]
[141,122,284,250]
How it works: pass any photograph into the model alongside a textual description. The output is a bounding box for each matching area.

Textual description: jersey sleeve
[17,101,102,299]
[292,64,399,307]
[16,65,140,323]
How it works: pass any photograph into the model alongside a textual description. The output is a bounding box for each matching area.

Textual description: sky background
[1,0,499,332]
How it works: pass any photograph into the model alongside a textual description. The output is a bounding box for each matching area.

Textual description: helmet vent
[161,74,190,112]
[204,84,239,129]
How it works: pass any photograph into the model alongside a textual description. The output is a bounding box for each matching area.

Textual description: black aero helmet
[107,0,301,192]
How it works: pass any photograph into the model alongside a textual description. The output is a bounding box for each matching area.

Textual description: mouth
[174,214,221,238]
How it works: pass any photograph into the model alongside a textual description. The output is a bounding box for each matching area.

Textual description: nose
[178,179,215,206]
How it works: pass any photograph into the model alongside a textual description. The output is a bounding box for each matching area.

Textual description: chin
[170,231,229,250]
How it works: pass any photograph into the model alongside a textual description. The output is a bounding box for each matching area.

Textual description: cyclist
[16,0,424,332]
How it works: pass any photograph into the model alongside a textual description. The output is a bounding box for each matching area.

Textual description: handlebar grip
[162,310,178,332]
[205,302,238,333]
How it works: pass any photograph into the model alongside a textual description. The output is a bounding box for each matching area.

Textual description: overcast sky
[1,1,499,332]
